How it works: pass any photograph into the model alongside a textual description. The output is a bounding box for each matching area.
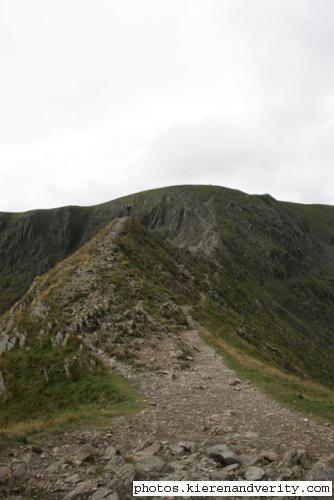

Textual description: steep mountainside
[1,184,334,421]
[0,216,202,426]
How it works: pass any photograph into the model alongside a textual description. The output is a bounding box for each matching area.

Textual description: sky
[1,0,334,211]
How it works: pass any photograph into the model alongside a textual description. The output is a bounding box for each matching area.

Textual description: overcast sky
[1,0,334,211]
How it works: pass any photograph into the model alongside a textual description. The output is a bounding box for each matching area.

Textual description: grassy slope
[195,298,334,423]
[2,187,334,429]
[205,191,334,386]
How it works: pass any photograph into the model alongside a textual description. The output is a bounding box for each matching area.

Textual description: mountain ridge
[1,209,334,497]
[1,185,334,388]
[3,183,334,315]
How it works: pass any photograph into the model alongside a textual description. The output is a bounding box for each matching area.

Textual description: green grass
[196,299,334,423]
[0,339,140,435]
[115,219,199,322]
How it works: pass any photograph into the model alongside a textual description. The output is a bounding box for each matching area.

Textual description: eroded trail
[110,328,334,458]
[1,326,334,499]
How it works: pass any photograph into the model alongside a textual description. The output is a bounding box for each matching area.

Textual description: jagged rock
[114,462,135,483]
[0,335,9,354]
[169,444,186,456]
[160,301,180,319]
[103,446,118,461]
[0,466,12,483]
[206,444,240,465]
[0,334,16,353]
[301,460,334,499]
[169,442,195,456]
[244,465,265,480]
[134,454,169,479]
[255,449,278,465]
[229,378,242,386]
[139,441,161,456]
[21,452,33,465]
[278,467,294,480]
[178,441,196,453]
[30,302,51,320]
[211,463,240,480]
[52,330,63,347]
[0,371,5,395]
[11,462,26,479]
[304,459,334,481]
[104,453,125,471]
[65,479,98,498]
[91,487,115,500]
[18,332,26,348]
[69,443,98,465]
[280,448,308,468]
[64,473,81,484]
[103,450,135,485]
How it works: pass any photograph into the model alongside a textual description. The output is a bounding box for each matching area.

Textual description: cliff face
[1,184,334,393]
[0,206,91,313]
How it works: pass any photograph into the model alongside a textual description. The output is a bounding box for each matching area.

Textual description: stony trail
[1,325,334,499]
[109,327,334,458]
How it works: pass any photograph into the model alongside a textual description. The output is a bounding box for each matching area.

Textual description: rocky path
[1,326,334,499]
[110,328,334,458]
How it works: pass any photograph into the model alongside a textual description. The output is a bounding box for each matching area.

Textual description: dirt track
[108,327,334,458]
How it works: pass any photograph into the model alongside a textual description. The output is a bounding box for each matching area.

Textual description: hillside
[1,185,334,497]
[0,215,202,427]
[1,185,334,388]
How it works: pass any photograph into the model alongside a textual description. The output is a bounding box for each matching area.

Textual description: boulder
[103,446,118,461]
[255,449,278,465]
[229,378,242,386]
[206,444,240,466]
[65,479,98,499]
[211,463,240,480]
[134,454,169,479]
[69,443,98,465]
[244,465,265,480]
[302,460,334,499]
[113,462,135,483]
[12,462,26,479]
[281,448,307,468]
[305,460,334,481]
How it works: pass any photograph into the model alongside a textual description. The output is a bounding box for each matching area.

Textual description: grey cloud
[1,0,334,210]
